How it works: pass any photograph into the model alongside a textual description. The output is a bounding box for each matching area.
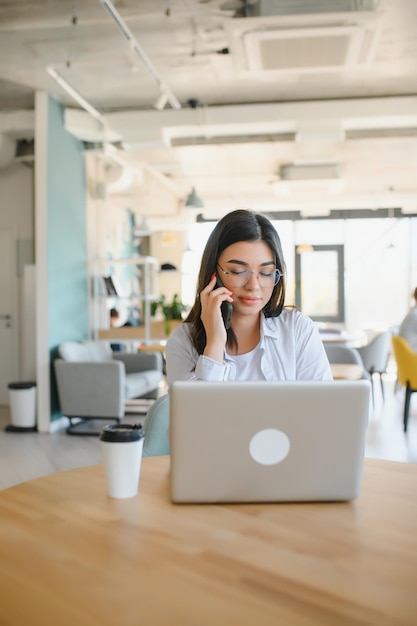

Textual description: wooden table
[0,457,416,625]
[330,363,364,380]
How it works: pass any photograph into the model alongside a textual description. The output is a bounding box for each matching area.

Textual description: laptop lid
[170,380,370,504]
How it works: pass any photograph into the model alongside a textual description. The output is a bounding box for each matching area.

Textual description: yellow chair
[391,335,417,432]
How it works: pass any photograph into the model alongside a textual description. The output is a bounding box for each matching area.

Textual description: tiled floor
[364,376,417,463]
[0,374,416,491]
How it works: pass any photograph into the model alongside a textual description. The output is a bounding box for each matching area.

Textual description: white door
[0,229,17,404]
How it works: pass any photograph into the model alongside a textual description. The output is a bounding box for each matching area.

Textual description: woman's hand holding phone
[200,273,233,362]
[215,275,233,329]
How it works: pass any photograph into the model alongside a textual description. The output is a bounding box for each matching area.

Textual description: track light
[46,66,105,124]
[99,0,181,110]
[154,90,169,111]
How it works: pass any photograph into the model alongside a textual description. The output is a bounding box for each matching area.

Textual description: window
[295,244,345,322]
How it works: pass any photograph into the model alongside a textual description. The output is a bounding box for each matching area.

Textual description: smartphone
[215,274,232,330]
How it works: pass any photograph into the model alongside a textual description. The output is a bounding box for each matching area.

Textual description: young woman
[165,209,332,385]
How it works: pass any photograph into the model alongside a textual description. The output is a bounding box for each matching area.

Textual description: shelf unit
[91,256,159,343]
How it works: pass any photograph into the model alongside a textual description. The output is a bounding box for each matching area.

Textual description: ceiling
[1,0,417,226]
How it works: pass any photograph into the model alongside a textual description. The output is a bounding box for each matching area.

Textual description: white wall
[151,230,185,305]
[0,161,33,237]
[0,161,34,379]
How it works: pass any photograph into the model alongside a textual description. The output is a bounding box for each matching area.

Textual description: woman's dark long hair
[185,209,287,354]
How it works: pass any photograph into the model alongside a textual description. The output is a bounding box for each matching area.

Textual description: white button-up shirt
[165,309,333,387]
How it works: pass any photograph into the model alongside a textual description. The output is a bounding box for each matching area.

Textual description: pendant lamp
[184,186,205,209]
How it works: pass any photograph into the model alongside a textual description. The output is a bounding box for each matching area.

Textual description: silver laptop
[170,380,371,503]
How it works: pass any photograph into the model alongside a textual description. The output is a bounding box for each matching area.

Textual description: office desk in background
[330,363,364,380]
[98,320,181,343]
[98,322,177,358]
[319,330,367,349]
[0,457,416,625]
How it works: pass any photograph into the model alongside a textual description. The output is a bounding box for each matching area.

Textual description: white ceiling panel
[0,0,417,223]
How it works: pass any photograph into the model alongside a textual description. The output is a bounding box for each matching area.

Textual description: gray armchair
[357,330,391,404]
[324,345,371,380]
[54,341,164,435]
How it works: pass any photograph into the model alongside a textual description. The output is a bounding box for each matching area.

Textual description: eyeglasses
[217,263,281,288]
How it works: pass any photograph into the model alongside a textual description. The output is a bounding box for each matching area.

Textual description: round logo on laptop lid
[249,429,290,465]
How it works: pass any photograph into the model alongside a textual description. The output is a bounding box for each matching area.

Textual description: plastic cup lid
[8,382,36,390]
[99,424,144,443]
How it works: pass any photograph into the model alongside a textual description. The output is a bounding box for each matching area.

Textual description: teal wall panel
[47,96,88,420]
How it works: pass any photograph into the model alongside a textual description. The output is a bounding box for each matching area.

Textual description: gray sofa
[54,341,164,434]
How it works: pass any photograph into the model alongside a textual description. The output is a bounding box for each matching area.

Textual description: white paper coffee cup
[100,424,144,499]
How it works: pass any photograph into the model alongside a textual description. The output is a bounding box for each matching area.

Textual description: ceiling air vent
[279,162,340,180]
[225,10,382,73]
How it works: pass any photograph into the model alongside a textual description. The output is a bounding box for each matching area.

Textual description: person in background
[399,287,417,352]
[109,308,123,352]
[110,308,120,328]
[165,209,332,386]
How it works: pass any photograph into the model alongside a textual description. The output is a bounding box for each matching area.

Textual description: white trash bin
[6,382,37,432]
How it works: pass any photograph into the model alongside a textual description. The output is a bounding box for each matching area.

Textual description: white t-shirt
[226,342,263,381]
[165,309,333,386]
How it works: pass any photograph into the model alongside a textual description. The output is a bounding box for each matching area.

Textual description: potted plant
[151,294,187,335]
